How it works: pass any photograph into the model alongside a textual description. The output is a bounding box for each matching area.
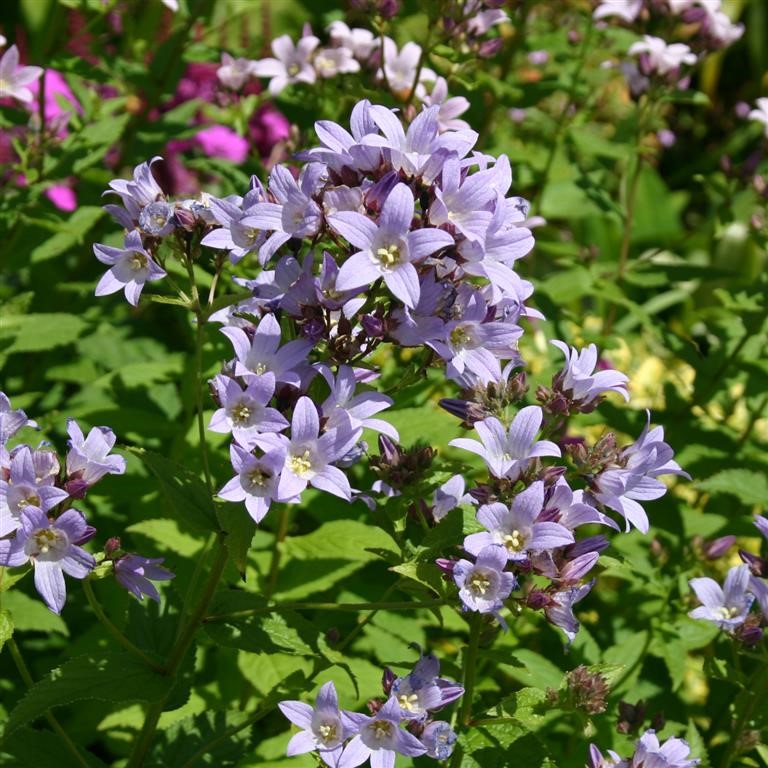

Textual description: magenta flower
[330,183,453,308]
[0,506,95,614]
[114,554,174,602]
[94,230,166,306]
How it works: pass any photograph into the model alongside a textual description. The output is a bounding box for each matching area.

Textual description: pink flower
[45,184,77,212]
[194,125,249,163]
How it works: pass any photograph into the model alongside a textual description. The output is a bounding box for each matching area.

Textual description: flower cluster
[0,393,172,611]
[688,514,768,645]
[279,653,463,767]
[589,729,699,768]
[94,98,687,640]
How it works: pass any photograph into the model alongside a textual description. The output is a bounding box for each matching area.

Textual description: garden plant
[0,0,767,767]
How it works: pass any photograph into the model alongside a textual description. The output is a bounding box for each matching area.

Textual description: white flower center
[243,227,258,245]
[317,721,338,745]
[230,402,253,426]
[503,529,524,553]
[369,720,392,742]
[288,450,313,477]
[468,570,491,596]
[716,605,741,620]
[287,63,301,77]
[253,362,268,375]
[375,244,401,269]
[130,252,148,271]
[27,527,68,558]
[246,468,270,490]
[398,692,421,712]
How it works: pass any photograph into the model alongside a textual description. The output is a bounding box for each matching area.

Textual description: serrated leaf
[0,725,107,768]
[126,447,219,535]
[0,565,31,592]
[147,709,257,768]
[4,652,175,735]
[459,722,551,767]
[697,470,768,508]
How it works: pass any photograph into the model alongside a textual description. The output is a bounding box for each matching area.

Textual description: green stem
[533,17,593,208]
[458,613,483,727]
[126,535,229,768]
[7,637,90,768]
[82,579,164,673]
[721,661,768,768]
[204,598,449,623]
[265,505,291,600]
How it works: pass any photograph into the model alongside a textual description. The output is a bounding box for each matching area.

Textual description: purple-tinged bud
[560,553,600,583]
[735,616,763,647]
[563,535,610,560]
[174,206,197,231]
[365,171,400,213]
[377,0,400,19]
[421,721,457,760]
[478,38,503,58]
[617,700,647,735]
[435,558,456,575]
[526,589,552,609]
[104,537,121,556]
[382,667,395,696]
[540,465,567,485]
[735,101,752,119]
[73,524,98,546]
[438,397,488,425]
[650,710,666,732]
[703,535,736,560]
[64,476,90,499]
[301,317,326,341]
[378,434,401,465]
[568,29,581,45]
[739,549,767,577]
[361,314,385,338]
[366,697,385,715]
[657,129,676,148]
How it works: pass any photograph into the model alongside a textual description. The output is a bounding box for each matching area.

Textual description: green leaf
[0,610,13,652]
[216,503,256,579]
[0,313,88,354]
[0,566,31,593]
[126,447,219,535]
[282,520,399,562]
[0,725,107,768]
[3,590,68,636]
[4,652,175,735]
[29,207,104,263]
[697,470,768,508]
[459,722,551,767]
[148,709,257,768]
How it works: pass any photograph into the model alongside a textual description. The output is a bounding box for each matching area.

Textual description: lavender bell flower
[629,730,699,768]
[329,182,454,309]
[592,411,689,533]
[65,419,126,491]
[449,405,561,480]
[545,580,595,643]
[338,696,427,768]
[221,313,313,387]
[0,445,69,536]
[0,392,38,444]
[421,720,458,760]
[103,156,165,228]
[279,681,355,768]
[217,443,287,523]
[432,474,475,522]
[114,554,174,601]
[255,396,362,502]
[551,341,630,406]
[463,481,574,561]
[94,229,167,306]
[391,653,464,720]
[208,373,289,448]
[452,544,516,627]
[0,506,95,613]
[689,564,754,631]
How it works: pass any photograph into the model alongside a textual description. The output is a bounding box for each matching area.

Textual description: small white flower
[628,35,696,76]
[217,52,254,90]
[251,34,319,96]
[0,44,43,104]
[748,97,768,138]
